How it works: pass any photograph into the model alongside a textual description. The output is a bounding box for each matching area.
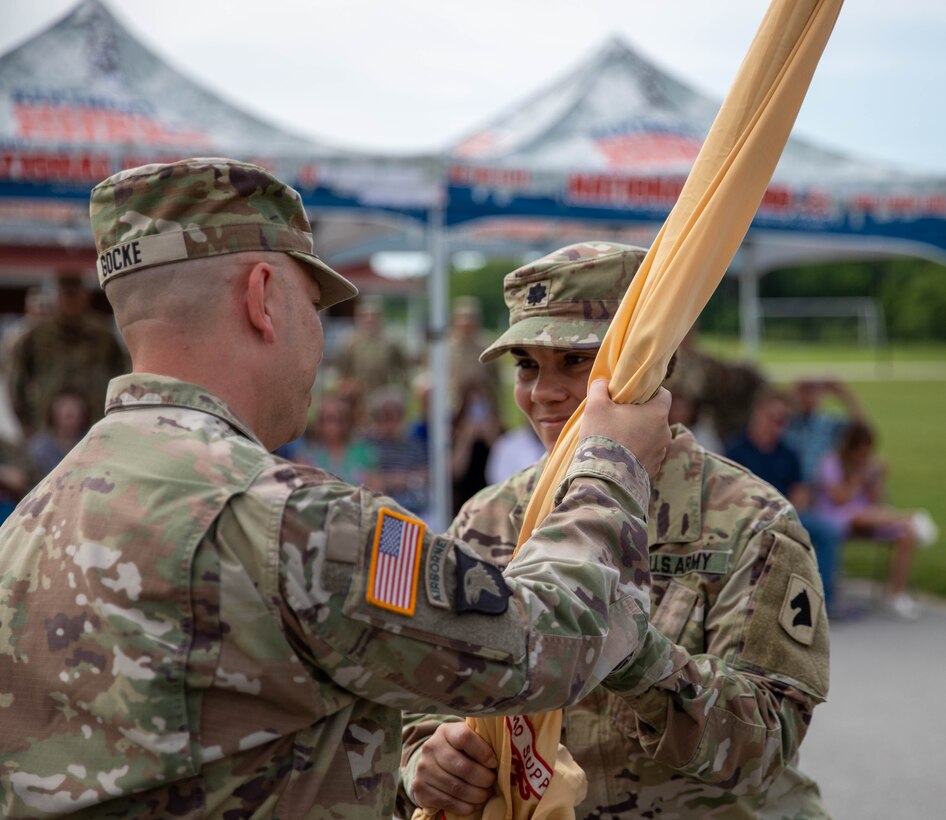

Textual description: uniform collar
[104,373,263,446]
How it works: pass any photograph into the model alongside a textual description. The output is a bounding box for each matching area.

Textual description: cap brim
[289,251,359,310]
[479,317,609,362]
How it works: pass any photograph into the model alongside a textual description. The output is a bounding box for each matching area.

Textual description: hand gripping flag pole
[418,1,845,817]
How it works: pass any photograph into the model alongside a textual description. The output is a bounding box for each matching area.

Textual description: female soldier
[400,242,830,819]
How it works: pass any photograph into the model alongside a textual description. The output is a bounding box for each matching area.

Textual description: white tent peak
[448,35,935,188]
[0,0,343,157]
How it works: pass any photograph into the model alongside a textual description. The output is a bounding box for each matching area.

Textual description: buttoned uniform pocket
[650,580,700,643]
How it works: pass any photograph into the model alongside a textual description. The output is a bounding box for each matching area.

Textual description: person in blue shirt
[783,377,866,482]
[726,387,844,617]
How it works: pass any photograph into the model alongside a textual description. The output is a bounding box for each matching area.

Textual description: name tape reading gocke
[97,233,188,281]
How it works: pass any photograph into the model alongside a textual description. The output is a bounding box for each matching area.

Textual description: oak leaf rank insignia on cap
[526,282,549,306]
[479,242,648,362]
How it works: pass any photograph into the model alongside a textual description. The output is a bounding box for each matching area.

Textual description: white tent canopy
[441,37,946,354]
[444,37,946,267]
[0,0,438,277]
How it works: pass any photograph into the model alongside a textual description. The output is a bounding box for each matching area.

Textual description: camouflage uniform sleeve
[281,434,669,717]
[602,509,829,793]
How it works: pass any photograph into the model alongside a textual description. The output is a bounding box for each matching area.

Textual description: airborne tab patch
[425,537,451,609]
[366,508,425,616]
[779,574,822,645]
[455,547,510,615]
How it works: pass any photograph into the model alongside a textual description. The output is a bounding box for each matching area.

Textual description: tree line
[450,256,946,343]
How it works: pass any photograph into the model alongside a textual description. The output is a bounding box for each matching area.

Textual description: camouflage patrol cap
[479,241,648,362]
[89,157,358,309]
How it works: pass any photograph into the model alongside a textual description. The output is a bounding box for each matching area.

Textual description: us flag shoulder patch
[367,508,426,615]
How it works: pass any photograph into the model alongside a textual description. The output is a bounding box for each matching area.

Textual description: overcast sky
[2,0,945,175]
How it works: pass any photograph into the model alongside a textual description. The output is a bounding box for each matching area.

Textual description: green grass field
[701,337,946,364]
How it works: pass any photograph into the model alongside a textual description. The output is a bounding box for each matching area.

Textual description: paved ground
[799,580,946,819]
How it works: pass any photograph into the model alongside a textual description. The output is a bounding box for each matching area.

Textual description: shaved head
[105,251,301,348]
[107,255,237,332]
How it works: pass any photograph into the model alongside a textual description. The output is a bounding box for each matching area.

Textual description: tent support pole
[739,242,761,359]
[426,202,452,531]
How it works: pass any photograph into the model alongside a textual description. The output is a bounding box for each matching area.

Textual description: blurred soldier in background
[0,285,51,375]
[7,272,128,436]
[448,295,502,416]
[332,294,411,423]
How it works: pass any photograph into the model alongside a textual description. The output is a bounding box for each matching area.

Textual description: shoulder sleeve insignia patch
[455,546,511,615]
[778,573,823,645]
[366,507,426,615]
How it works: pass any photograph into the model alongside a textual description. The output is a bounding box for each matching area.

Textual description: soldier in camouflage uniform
[0,159,678,819]
[331,295,411,422]
[7,274,129,436]
[400,243,831,819]
[448,296,502,415]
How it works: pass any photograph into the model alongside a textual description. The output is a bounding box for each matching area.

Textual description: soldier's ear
[245,261,277,343]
